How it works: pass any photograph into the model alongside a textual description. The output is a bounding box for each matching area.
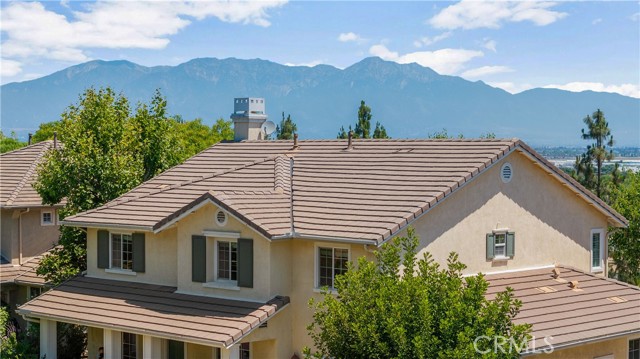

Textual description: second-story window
[41,211,53,226]
[317,247,349,289]
[111,233,133,270]
[486,231,515,260]
[217,241,238,281]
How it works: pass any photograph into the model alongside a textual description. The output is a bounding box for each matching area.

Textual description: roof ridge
[5,141,52,206]
[241,138,520,143]
[0,140,53,156]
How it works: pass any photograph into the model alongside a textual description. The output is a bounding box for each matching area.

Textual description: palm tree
[581,109,614,197]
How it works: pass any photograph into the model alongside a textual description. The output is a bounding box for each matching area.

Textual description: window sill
[104,268,137,276]
[313,287,338,295]
[591,268,604,274]
[492,256,511,262]
[203,281,240,291]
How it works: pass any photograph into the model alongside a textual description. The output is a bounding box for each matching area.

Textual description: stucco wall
[0,207,59,264]
[527,335,637,358]
[410,150,609,275]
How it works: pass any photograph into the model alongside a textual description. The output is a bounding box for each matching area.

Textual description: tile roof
[0,141,56,208]
[485,266,640,354]
[0,252,49,286]
[18,276,289,348]
[63,139,626,243]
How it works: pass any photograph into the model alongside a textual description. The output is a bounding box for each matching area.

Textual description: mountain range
[1,57,638,146]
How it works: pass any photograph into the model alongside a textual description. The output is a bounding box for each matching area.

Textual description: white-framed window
[28,286,42,300]
[590,228,604,272]
[216,240,238,282]
[122,332,138,359]
[494,233,507,257]
[110,233,133,270]
[315,245,350,289]
[41,210,53,226]
[629,337,640,359]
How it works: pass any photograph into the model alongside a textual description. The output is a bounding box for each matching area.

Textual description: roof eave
[60,220,153,232]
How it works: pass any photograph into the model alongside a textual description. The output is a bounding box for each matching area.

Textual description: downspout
[18,208,30,265]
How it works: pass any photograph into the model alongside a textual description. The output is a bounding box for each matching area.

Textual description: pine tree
[276,112,297,140]
[577,109,614,198]
[373,121,389,139]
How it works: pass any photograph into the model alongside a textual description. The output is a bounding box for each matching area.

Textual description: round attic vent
[215,210,228,226]
[500,163,513,183]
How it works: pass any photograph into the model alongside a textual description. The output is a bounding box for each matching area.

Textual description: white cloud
[338,32,362,42]
[369,44,483,75]
[483,38,497,52]
[543,82,640,98]
[0,1,286,66]
[413,32,452,48]
[461,66,514,78]
[592,18,602,25]
[1,59,22,77]
[631,12,640,21]
[486,82,534,94]
[429,1,567,30]
[284,60,325,67]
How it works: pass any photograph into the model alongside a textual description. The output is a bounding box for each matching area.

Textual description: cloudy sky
[1,1,639,98]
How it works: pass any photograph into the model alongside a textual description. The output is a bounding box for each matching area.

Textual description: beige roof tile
[18,276,289,347]
[64,139,627,243]
[0,251,50,286]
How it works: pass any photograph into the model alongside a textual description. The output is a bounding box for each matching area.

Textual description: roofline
[520,329,640,356]
[1,204,64,210]
[276,233,377,245]
[60,221,153,232]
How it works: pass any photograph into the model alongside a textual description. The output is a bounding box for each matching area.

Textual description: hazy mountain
[2,57,638,146]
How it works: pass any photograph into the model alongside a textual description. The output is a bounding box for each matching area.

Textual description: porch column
[104,329,122,359]
[220,345,240,359]
[143,335,162,359]
[39,318,57,359]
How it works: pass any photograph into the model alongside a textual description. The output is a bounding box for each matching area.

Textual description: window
[486,231,515,260]
[217,241,238,281]
[122,332,137,359]
[240,342,250,359]
[591,229,604,272]
[317,247,349,289]
[28,287,42,300]
[630,338,640,359]
[111,233,133,270]
[494,233,506,257]
[41,211,53,226]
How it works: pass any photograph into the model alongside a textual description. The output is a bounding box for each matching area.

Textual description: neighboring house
[0,141,60,328]
[18,99,640,359]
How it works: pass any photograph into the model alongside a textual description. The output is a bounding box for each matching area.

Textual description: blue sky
[1,1,639,98]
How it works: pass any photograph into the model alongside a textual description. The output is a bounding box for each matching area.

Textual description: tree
[609,172,640,286]
[0,131,26,153]
[337,125,351,139]
[354,100,372,139]
[305,228,531,358]
[276,112,297,140]
[373,121,390,139]
[480,132,497,139]
[428,128,464,139]
[0,306,39,359]
[31,120,62,143]
[171,117,234,161]
[578,109,614,198]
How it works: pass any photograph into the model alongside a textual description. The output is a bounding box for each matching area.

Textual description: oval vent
[215,210,227,226]
[500,163,513,183]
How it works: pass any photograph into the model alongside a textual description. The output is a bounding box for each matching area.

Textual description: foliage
[337,100,390,139]
[428,128,464,139]
[31,121,62,143]
[171,117,233,161]
[480,132,497,139]
[0,307,39,359]
[337,125,351,139]
[373,121,390,139]
[575,109,614,198]
[609,172,640,286]
[276,112,297,140]
[57,323,87,359]
[305,228,531,359]
[0,131,26,153]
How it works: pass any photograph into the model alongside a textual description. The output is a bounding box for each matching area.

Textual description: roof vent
[536,286,557,294]
[500,162,513,183]
[607,296,628,303]
[552,268,561,279]
[215,210,228,227]
[569,280,581,291]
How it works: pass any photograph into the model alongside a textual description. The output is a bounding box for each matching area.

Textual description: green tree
[577,109,614,198]
[276,112,297,140]
[373,121,390,139]
[305,228,531,359]
[0,131,26,153]
[337,125,351,139]
[428,128,464,139]
[0,306,39,359]
[480,132,497,139]
[171,117,234,161]
[354,100,372,139]
[31,121,62,143]
[609,172,640,286]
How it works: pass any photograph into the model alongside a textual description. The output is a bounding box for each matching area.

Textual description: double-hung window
[122,332,137,359]
[486,231,515,260]
[217,241,238,281]
[591,228,604,272]
[317,247,349,289]
[111,233,133,270]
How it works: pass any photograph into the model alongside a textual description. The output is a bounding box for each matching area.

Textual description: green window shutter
[192,235,206,283]
[486,233,495,260]
[167,340,184,359]
[237,238,254,288]
[97,230,110,269]
[132,233,146,273]
[506,232,515,258]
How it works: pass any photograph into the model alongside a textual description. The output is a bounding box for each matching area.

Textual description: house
[0,140,61,328]
[19,98,640,358]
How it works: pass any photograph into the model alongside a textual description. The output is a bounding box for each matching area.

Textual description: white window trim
[628,335,640,359]
[590,228,605,273]
[109,232,134,272]
[491,229,510,260]
[41,210,54,226]
[213,238,238,285]
[314,243,351,290]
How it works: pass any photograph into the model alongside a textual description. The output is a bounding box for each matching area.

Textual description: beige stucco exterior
[75,149,623,358]
[1,207,59,265]
[527,334,638,358]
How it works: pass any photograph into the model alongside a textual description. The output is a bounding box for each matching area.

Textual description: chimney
[53,131,57,149]
[346,130,354,150]
[231,97,267,142]
[28,133,32,145]
[292,133,299,149]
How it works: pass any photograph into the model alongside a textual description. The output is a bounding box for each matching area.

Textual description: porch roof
[17,276,289,348]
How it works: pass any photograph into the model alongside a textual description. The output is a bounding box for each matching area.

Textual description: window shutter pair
[486,232,515,259]
[97,230,145,272]
[191,235,253,288]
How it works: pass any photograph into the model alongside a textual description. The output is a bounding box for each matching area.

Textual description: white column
[220,345,239,359]
[39,319,57,359]
[104,329,122,359]
[143,335,162,359]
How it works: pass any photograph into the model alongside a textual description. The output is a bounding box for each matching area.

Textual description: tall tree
[578,109,614,198]
[276,112,297,140]
[373,121,389,139]
[609,172,640,286]
[305,227,531,358]
[354,100,372,139]
[31,120,62,143]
